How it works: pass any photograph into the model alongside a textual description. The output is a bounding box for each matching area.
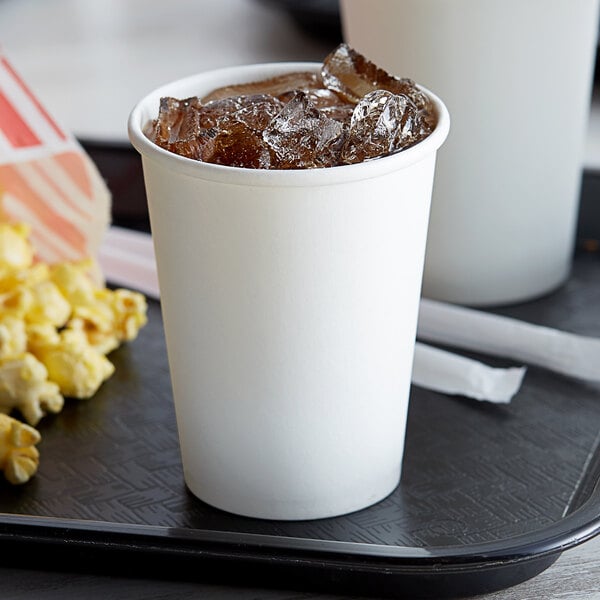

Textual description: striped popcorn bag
[0,49,111,274]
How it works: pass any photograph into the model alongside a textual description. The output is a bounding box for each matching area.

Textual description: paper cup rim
[128,62,450,187]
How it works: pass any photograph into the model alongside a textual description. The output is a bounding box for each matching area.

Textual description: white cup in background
[341,0,600,306]
[128,62,449,520]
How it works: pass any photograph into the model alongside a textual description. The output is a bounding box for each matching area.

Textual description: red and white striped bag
[0,49,111,269]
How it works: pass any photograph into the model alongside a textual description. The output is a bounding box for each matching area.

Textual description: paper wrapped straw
[418,298,600,382]
[98,226,159,298]
[412,342,526,404]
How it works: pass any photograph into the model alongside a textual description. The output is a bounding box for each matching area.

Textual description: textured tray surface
[0,254,598,559]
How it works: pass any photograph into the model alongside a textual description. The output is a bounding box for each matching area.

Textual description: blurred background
[0,0,598,242]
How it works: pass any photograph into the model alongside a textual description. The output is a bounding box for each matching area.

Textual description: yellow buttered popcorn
[0,352,64,425]
[50,259,97,308]
[26,280,72,328]
[0,315,27,359]
[68,287,148,354]
[0,286,32,319]
[0,262,49,295]
[33,329,115,400]
[0,223,34,274]
[0,221,148,482]
[0,413,40,485]
[67,301,119,355]
[109,289,148,343]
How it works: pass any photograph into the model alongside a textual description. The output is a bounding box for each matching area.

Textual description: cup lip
[127,62,450,187]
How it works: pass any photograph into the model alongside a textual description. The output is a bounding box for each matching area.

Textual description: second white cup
[341,0,599,306]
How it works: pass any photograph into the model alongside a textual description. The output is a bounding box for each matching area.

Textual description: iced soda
[146,44,438,169]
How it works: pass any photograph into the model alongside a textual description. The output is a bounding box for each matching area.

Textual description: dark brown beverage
[147,44,437,169]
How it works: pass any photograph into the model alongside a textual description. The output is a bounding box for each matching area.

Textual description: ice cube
[203,120,272,169]
[262,91,345,169]
[322,43,434,118]
[341,90,432,164]
[199,94,283,168]
[150,96,210,160]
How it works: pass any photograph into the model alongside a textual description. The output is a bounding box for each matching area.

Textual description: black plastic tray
[0,253,599,599]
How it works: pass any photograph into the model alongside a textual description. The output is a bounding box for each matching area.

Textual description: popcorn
[0,220,148,482]
[26,322,60,352]
[50,260,97,307]
[0,413,41,484]
[0,222,34,273]
[0,262,49,294]
[0,286,32,319]
[26,280,71,328]
[0,52,127,484]
[51,259,148,354]
[68,301,119,355]
[0,315,27,359]
[33,329,115,399]
[0,352,63,425]
[68,288,148,354]
[110,289,148,342]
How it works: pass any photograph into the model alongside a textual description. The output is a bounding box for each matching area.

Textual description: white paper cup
[128,62,449,520]
[341,0,599,306]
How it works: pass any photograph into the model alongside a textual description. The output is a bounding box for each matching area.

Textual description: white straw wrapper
[412,343,526,404]
[98,227,159,299]
[418,298,600,382]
